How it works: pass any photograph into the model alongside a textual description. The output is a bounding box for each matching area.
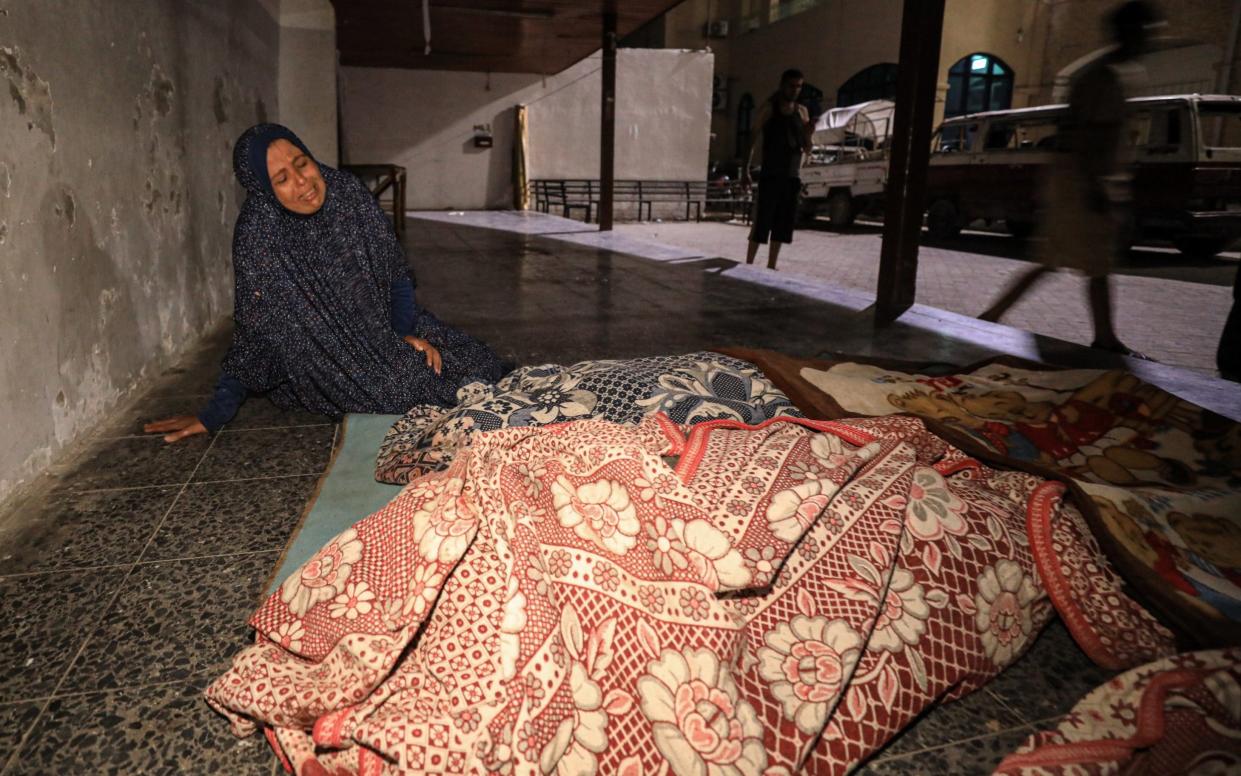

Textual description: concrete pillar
[876,0,945,322]
[599,11,618,231]
[273,0,339,165]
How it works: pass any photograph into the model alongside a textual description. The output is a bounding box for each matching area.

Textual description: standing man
[743,68,813,270]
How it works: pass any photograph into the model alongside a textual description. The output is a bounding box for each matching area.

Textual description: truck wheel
[1006,219,1035,239]
[796,202,818,226]
[1117,214,1136,257]
[828,191,856,227]
[927,199,962,240]
[1173,235,1233,258]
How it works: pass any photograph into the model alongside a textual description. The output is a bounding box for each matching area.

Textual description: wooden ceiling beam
[330,0,684,74]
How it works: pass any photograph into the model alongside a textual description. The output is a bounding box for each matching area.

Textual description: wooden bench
[532,179,550,213]
[342,164,407,238]
[591,181,645,222]
[531,179,708,223]
[536,179,595,221]
[636,180,706,222]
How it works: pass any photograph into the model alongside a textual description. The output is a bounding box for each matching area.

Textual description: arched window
[945,53,1013,117]
[736,93,755,158]
[837,63,898,107]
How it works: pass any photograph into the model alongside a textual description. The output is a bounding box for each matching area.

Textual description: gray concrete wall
[527,49,715,182]
[339,49,714,210]
[0,0,281,510]
[278,0,338,165]
[339,65,546,210]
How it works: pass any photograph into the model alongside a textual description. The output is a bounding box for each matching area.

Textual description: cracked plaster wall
[0,0,280,512]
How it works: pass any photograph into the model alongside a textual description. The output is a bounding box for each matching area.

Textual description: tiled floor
[413,210,1241,421]
[0,410,329,773]
[0,214,1169,774]
[0,309,334,774]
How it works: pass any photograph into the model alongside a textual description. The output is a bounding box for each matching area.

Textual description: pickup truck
[799,99,893,226]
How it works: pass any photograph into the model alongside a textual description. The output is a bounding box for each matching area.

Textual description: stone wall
[699,0,1050,160]
[665,0,1241,162]
[1039,0,1241,102]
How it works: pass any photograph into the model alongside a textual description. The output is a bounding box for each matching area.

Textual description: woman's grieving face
[266,138,326,215]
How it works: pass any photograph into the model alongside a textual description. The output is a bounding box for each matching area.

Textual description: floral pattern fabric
[995,648,1241,775]
[374,352,802,485]
[800,360,1229,656]
[1027,482,1177,670]
[209,413,1079,775]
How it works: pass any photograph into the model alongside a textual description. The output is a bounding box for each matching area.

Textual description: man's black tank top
[761,94,804,180]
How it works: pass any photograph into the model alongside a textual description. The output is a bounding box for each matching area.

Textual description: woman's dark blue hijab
[221,123,464,416]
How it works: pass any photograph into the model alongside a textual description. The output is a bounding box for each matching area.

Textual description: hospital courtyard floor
[0,211,1237,775]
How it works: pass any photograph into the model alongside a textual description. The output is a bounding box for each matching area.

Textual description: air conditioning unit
[706,19,729,38]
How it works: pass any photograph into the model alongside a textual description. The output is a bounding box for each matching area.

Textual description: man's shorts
[750,177,800,245]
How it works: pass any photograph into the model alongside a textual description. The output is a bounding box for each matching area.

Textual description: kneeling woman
[147,124,506,442]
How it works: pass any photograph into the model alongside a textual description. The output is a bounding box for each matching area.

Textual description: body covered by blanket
[791,359,1241,649]
[208,413,1168,775]
[996,647,1241,775]
[373,352,802,484]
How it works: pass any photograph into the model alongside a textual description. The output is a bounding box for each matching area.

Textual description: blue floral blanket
[374,351,802,484]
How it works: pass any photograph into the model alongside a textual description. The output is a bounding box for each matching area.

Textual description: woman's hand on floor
[143,415,208,443]
[404,336,442,375]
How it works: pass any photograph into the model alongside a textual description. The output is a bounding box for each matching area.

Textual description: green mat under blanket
[265,413,403,596]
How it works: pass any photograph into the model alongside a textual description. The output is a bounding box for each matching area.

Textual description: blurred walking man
[980,1,1160,359]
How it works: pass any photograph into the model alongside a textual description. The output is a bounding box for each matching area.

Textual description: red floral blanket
[207,414,1169,775]
[996,648,1241,775]
[794,360,1241,649]
[718,346,1239,650]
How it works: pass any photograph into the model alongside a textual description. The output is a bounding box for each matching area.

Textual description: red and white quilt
[206,413,1170,775]
[996,647,1241,775]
